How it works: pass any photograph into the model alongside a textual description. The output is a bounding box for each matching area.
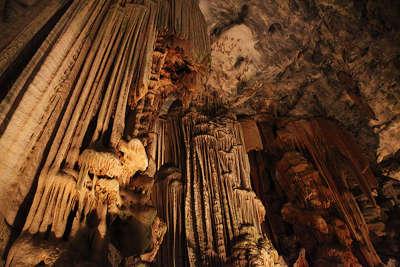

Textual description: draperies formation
[1,0,210,265]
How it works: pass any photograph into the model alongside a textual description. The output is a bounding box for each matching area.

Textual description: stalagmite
[293,249,309,267]
[230,225,287,267]
[6,234,65,267]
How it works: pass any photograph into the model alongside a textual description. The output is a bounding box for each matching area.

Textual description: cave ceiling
[200,0,400,176]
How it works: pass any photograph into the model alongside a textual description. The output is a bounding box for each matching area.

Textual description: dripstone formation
[0,0,399,266]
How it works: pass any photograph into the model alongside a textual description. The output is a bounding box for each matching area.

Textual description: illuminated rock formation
[182,109,274,266]
[243,118,392,266]
[230,225,286,267]
[275,119,382,266]
[0,0,211,266]
[1,0,399,266]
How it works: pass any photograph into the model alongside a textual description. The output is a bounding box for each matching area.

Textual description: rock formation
[0,0,211,266]
[182,109,269,266]
[244,117,399,266]
[1,0,399,266]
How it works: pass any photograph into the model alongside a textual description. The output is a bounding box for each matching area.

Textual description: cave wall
[0,0,399,266]
[200,0,400,180]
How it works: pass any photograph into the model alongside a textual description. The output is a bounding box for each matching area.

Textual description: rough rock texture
[197,2,400,263]
[245,117,400,266]
[200,0,400,179]
[1,0,399,266]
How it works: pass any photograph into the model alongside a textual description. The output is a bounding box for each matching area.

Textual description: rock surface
[200,0,400,179]
[0,0,399,266]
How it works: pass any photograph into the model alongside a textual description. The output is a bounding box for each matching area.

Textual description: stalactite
[275,119,382,266]
[153,116,183,170]
[240,120,263,152]
[1,0,214,264]
[0,0,67,79]
[23,171,80,238]
[152,167,184,267]
[0,0,105,223]
[0,0,160,225]
[21,137,147,245]
[293,249,309,267]
[157,0,210,67]
[182,110,283,266]
[0,0,270,266]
